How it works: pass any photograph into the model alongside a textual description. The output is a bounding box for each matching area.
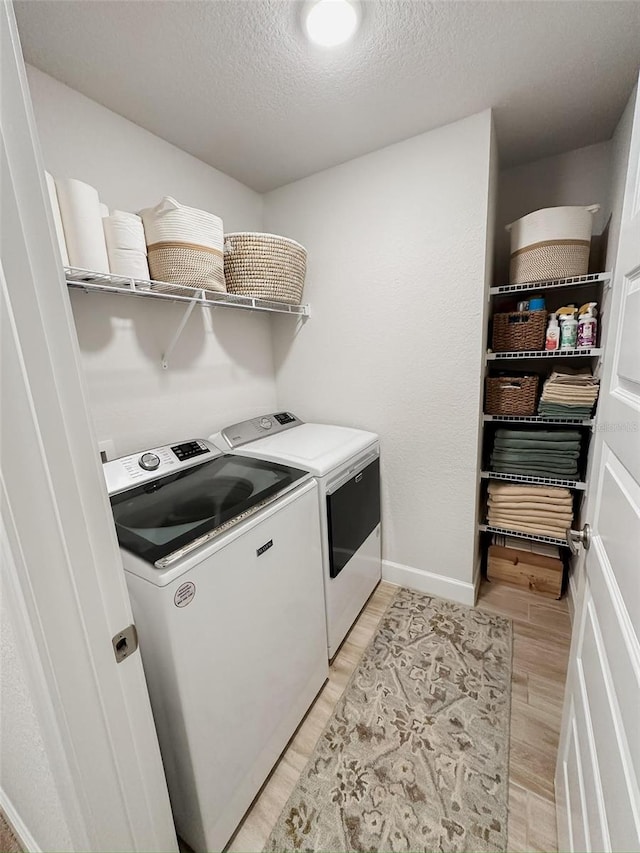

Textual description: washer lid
[224,423,379,477]
[109,454,309,566]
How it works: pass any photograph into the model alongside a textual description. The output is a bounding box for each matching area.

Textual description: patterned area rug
[264,588,512,853]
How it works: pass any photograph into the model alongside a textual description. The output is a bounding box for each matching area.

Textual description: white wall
[495,141,612,283]
[26,65,276,456]
[265,111,495,603]
[604,86,637,272]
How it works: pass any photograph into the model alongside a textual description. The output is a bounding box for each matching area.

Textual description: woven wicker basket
[224,233,307,304]
[486,375,539,416]
[492,310,547,352]
[147,245,224,293]
[510,242,590,284]
[140,197,225,294]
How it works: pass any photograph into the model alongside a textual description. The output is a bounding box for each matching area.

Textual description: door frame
[1,2,177,850]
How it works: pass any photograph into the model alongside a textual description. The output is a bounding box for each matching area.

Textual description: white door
[555,79,640,852]
[1,3,177,850]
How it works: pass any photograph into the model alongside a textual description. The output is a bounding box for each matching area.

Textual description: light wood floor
[476,580,571,853]
[227,579,571,853]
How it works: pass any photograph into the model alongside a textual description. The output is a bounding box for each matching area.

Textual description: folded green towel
[491,457,579,469]
[492,452,578,464]
[491,453,580,464]
[495,429,582,442]
[493,440,581,452]
[537,404,593,416]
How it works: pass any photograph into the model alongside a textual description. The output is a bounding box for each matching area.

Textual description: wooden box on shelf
[487,543,564,599]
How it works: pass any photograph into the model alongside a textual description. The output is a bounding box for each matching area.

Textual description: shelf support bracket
[161,299,198,370]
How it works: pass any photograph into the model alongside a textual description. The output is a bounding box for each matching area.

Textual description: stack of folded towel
[487,482,573,538]
[538,368,599,419]
[490,428,582,480]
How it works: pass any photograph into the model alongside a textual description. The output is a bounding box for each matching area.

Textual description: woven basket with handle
[510,242,590,284]
[492,310,547,352]
[140,196,225,294]
[485,375,539,416]
[223,232,307,304]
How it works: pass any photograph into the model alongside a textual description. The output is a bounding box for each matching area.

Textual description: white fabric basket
[506,205,599,283]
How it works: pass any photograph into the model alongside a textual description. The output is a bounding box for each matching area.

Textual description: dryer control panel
[220,412,303,449]
[103,439,218,495]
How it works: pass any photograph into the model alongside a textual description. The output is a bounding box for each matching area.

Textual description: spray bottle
[557,306,578,349]
[545,313,560,351]
[578,303,598,348]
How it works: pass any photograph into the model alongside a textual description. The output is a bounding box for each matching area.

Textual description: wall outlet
[98,439,116,463]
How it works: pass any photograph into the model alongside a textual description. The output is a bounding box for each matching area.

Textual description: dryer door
[326,457,380,578]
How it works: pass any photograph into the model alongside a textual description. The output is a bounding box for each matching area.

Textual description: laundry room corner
[264,109,497,604]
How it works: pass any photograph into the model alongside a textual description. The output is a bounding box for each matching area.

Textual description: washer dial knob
[139,452,160,471]
[259,417,273,429]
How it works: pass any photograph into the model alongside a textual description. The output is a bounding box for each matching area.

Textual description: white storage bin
[506,204,600,284]
[139,196,225,292]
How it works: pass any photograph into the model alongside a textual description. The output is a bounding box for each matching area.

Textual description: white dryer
[212,413,382,658]
[103,438,328,852]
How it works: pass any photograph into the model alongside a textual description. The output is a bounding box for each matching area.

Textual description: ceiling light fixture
[303,0,360,48]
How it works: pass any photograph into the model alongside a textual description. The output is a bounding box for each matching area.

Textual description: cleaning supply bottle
[578,302,598,348]
[560,309,578,349]
[545,313,560,351]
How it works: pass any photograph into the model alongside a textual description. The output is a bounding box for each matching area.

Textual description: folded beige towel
[489,508,572,523]
[487,482,572,500]
[487,518,569,537]
[487,495,573,508]
[546,368,598,384]
[488,510,573,525]
[542,390,598,402]
[488,495,573,514]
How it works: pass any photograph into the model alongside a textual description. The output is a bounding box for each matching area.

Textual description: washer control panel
[220,412,303,448]
[171,440,210,461]
[104,439,217,495]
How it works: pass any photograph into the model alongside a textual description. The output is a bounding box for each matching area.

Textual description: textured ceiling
[15,0,640,192]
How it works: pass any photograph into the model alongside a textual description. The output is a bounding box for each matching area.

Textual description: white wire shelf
[489,272,610,296]
[479,524,570,548]
[483,414,594,427]
[65,267,311,317]
[481,471,587,490]
[486,347,602,361]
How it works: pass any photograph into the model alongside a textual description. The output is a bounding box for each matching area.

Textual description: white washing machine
[103,438,328,852]
[212,413,382,658]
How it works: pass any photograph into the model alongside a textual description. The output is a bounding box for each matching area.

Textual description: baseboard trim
[0,789,41,853]
[382,560,476,606]
[473,555,482,605]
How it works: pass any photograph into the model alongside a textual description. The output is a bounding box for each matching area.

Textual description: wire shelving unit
[478,524,570,549]
[483,414,594,427]
[480,470,587,491]
[486,347,602,361]
[65,267,310,368]
[489,271,611,296]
